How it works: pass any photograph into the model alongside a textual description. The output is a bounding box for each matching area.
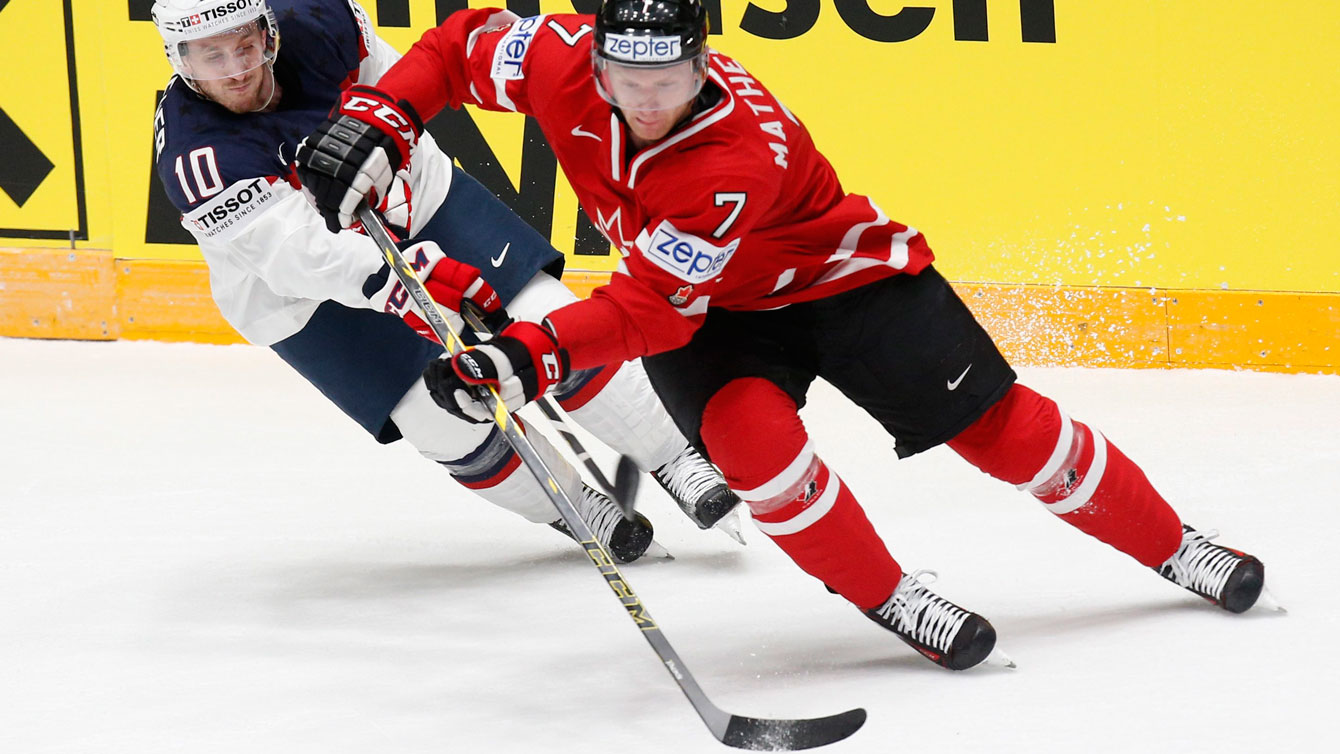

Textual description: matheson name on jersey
[183,177,277,241]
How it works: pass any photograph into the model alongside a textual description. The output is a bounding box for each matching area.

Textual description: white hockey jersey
[153,0,454,345]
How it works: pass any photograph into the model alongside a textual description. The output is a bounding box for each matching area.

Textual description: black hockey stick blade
[720,708,867,751]
[612,454,640,521]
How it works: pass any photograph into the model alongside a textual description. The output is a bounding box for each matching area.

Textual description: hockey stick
[460,301,639,521]
[357,204,866,751]
[535,395,640,520]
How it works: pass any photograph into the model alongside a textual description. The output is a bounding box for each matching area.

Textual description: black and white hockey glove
[423,321,569,424]
[295,84,423,233]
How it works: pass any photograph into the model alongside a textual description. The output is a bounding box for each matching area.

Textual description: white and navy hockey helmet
[592,0,710,112]
[152,0,280,90]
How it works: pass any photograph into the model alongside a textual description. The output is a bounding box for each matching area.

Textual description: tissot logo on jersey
[643,222,739,285]
[182,177,276,240]
[603,33,682,63]
[492,15,544,80]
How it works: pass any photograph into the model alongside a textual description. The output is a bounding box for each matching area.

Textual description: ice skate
[864,570,1004,670]
[654,444,744,542]
[550,484,660,563]
[1155,525,1265,613]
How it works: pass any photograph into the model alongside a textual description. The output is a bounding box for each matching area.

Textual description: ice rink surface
[2,337,1335,753]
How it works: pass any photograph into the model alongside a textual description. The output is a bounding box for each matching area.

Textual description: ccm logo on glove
[541,353,562,381]
[342,96,418,148]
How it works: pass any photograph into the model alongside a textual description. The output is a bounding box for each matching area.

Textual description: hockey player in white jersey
[149,0,740,561]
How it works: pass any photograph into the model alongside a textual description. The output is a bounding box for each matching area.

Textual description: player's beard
[201,66,278,114]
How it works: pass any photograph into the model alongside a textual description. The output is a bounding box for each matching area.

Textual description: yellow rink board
[3,2,1335,375]
[0,248,115,340]
[115,259,239,344]
[2,249,1334,375]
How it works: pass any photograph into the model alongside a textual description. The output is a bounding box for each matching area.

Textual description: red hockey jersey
[379,9,934,368]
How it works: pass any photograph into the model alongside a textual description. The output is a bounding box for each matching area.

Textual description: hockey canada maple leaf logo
[668,285,693,306]
[595,206,631,254]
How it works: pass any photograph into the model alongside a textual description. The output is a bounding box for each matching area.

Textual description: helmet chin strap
[248,63,278,112]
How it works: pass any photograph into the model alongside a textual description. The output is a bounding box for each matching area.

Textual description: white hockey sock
[557,358,688,472]
[506,272,689,472]
[462,424,582,524]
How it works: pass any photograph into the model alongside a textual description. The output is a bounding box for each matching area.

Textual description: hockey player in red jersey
[296,0,1269,670]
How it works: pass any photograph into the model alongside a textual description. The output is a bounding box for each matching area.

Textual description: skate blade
[1253,586,1287,614]
[981,645,1018,670]
[643,540,675,560]
[713,509,747,545]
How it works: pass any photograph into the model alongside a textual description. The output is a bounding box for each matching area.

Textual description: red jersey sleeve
[544,271,701,370]
[376,10,592,121]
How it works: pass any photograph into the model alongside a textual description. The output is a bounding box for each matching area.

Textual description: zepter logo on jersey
[491,15,544,81]
[641,220,739,285]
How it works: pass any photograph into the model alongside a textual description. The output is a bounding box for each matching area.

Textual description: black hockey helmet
[593,0,710,112]
[594,0,709,66]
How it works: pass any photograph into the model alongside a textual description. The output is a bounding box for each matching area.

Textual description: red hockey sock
[703,378,902,609]
[949,384,1183,567]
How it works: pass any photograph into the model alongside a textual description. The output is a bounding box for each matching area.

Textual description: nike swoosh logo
[276,142,288,166]
[491,242,510,267]
[571,125,602,141]
[947,364,973,391]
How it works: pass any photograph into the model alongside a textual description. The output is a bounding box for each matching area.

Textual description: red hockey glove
[364,242,507,343]
[423,321,569,424]
[296,84,424,233]
[402,257,507,343]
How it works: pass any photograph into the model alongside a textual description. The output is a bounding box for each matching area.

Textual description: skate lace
[1163,528,1239,599]
[571,485,623,548]
[873,570,970,652]
[654,446,723,511]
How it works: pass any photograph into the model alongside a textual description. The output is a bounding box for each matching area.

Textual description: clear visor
[593,55,707,113]
[175,20,277,82]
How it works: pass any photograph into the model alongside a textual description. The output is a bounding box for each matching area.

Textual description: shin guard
[704,378,902,609]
